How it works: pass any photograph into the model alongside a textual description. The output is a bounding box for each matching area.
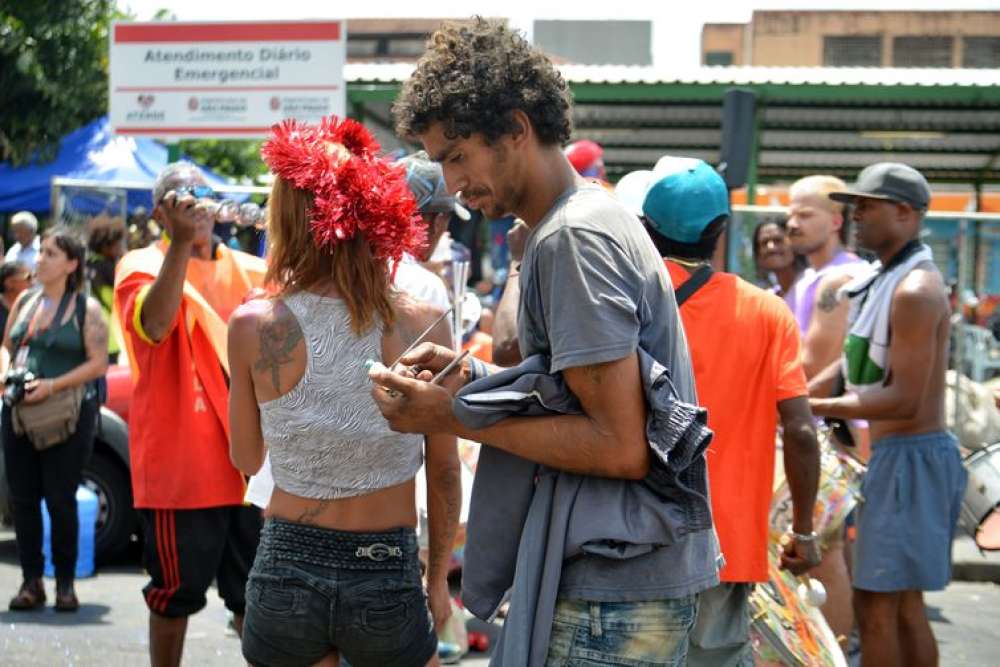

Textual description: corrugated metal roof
[346,63,1000,87]
[346,63,1000,184]
[573,105,1000,131]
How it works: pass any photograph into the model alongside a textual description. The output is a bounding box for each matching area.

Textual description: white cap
[613,170,654,218]
[10,211,38,231]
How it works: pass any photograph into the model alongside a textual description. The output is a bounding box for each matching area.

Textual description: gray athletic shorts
[854,431,966,592]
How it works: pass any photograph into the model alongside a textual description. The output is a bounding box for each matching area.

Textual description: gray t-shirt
[517,183,719,600]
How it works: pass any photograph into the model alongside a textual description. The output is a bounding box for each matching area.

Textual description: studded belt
[260,518,416,571]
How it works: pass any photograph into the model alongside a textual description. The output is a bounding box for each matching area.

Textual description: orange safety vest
[113,242,266,508]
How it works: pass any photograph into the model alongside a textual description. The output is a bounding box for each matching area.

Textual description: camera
[3,368,35,407]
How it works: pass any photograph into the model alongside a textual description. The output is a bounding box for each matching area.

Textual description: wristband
[466,356,488,384]
[791,530,818,543]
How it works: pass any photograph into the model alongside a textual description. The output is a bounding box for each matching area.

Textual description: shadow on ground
[0,603,113,626]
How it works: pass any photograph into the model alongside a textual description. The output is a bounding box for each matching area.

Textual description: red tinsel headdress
[260,116,424,262]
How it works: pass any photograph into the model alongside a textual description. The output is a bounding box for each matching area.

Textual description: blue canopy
[0,116,235,215]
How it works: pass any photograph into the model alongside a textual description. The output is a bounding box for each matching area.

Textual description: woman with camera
[2,227,109,612]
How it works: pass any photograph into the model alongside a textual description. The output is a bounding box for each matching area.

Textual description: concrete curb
[952,536,1000,584]
[953,559,1000,583]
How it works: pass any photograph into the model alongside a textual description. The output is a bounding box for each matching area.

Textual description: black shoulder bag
[11,291,86,450]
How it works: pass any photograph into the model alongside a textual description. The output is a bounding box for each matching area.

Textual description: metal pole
[350,100,366,124]
[452,260,469,354]
[745,101,763,206]
[952,218,968,433]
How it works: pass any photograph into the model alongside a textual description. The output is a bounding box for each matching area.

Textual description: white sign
[110,21,345,139]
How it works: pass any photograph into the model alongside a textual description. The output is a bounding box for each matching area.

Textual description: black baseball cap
[829,162,931,211]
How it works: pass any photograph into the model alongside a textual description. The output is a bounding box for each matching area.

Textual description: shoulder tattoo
[816,284,840,313]
[253,303,303,393]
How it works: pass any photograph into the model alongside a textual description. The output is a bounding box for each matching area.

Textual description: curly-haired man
[372,18,721,665]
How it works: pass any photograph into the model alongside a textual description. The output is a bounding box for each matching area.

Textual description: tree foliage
[179,139,267,184]
[0,0,119,165]
[0,2,266,182]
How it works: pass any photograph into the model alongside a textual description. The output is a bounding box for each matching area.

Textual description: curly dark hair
[392,18,573,146]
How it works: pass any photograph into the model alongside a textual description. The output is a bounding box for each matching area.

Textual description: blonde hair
[265,177,394,335]
[790,175,848,215]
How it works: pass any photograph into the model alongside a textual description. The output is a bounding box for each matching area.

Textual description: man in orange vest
[114,162,266,667]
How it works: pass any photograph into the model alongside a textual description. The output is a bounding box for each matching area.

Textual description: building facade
[703,11,1000,68]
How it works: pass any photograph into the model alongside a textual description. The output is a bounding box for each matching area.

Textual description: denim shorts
[544,595,698,667]
[687,583,754,667]
[241,519,437,667]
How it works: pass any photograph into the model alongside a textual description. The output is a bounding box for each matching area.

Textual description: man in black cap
[810,162,966,667]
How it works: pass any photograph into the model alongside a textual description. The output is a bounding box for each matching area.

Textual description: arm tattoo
[253,304,303,393]
[84,303,109,357]
[816,284,840,313]
[394,316,419,353]
[583,363,605,386]
[427,463,462,578]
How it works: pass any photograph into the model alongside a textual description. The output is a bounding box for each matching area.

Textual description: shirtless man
[810,163,966,667]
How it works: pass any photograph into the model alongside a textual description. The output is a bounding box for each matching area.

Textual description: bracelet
[465,356,488,384]
[48,379,55,397]
[791,530,818,543]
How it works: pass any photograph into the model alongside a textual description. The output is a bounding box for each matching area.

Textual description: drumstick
[366,348,468,395]
[386,305,455,371]
[431,350,470,385]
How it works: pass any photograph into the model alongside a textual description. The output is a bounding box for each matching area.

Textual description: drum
[771,429,865,545]
[750,543,847,667]
[960,442,1000,551]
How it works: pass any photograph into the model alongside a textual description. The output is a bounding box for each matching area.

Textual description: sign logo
[270,96,281,111]
[188,97,199,111]
[137,94,155,109]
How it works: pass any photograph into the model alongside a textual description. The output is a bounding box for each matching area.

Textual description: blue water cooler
[41,485,98,578]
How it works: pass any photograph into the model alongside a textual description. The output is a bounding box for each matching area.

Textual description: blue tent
[0,116,236,215]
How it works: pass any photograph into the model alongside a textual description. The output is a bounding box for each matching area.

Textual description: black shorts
[140,505,263,617]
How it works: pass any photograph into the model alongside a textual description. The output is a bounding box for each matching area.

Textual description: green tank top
[9,291,88,380]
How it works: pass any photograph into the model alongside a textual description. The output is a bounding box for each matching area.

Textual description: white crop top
[258,291,423,499]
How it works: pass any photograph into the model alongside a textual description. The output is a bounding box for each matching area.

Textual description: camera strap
[14,290,74,367]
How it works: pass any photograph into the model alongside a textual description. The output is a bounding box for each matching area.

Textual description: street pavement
[0,525,997,666]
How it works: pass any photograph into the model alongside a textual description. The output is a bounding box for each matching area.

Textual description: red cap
[564,140,603,174]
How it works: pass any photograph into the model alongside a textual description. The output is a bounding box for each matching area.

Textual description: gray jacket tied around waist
[456,349,717,667]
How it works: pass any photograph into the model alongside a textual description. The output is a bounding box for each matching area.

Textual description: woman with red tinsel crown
[228,115,460,667]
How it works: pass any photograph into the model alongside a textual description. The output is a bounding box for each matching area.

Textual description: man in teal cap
[637,157,822,666]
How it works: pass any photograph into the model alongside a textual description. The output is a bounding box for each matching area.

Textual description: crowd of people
[0,16,979,667]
